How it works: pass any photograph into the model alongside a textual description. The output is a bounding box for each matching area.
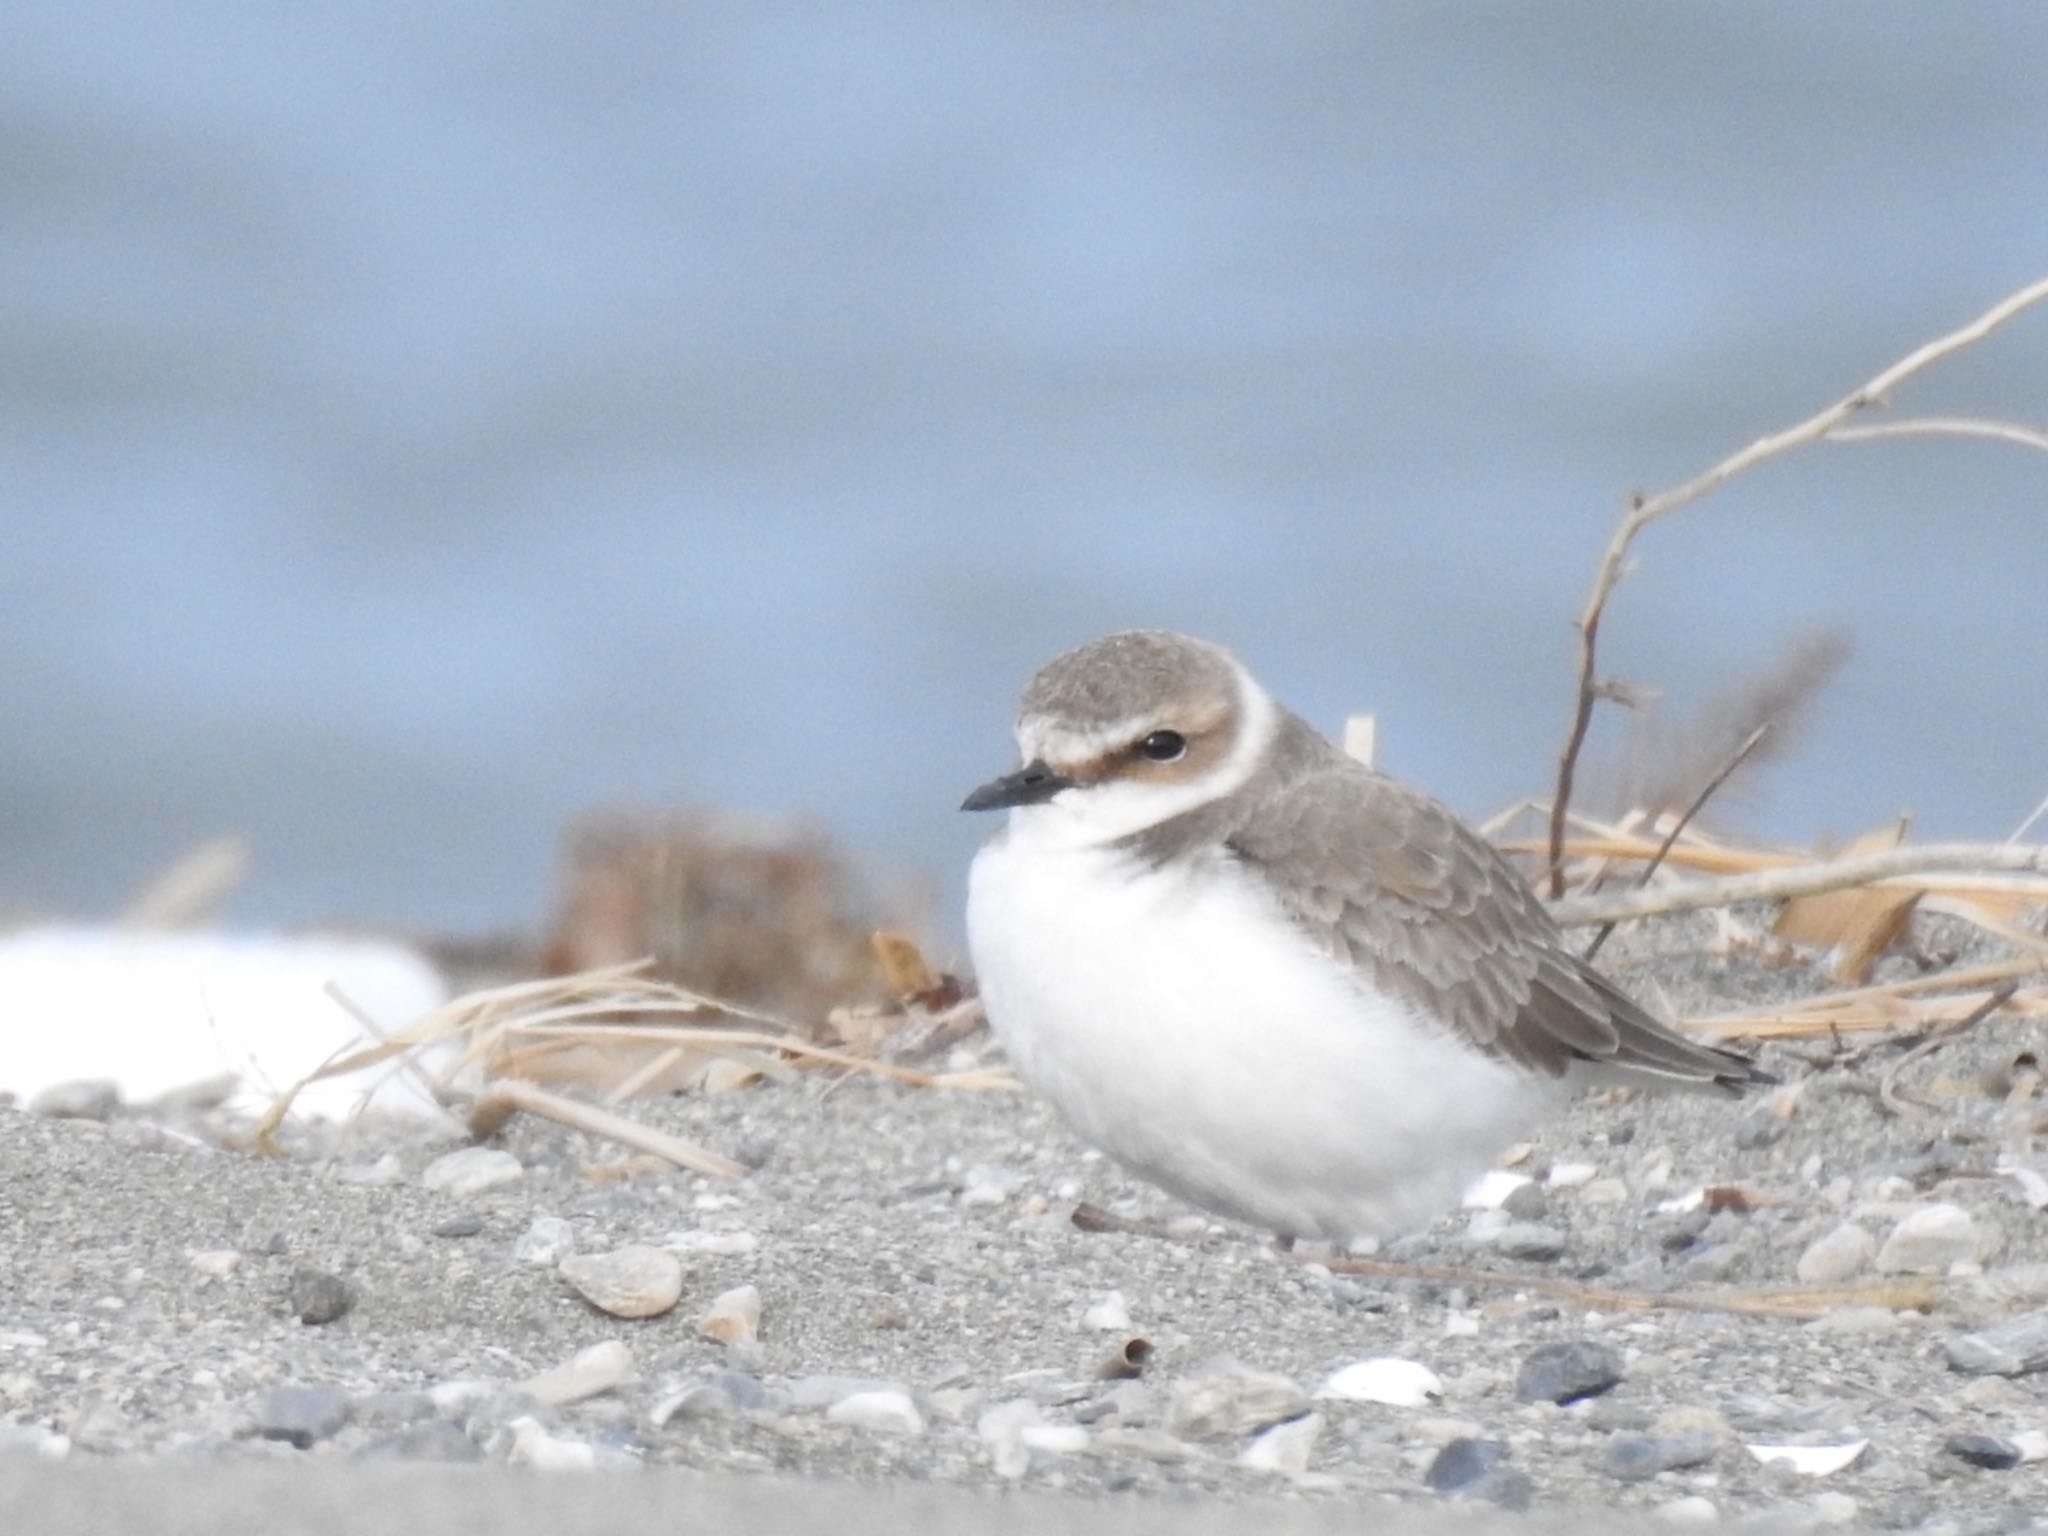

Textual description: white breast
[966,828,1553,1244]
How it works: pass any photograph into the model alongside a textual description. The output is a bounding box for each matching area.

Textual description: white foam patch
[0,925,456,1122]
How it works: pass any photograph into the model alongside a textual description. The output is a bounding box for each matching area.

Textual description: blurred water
[4,2,2045,942]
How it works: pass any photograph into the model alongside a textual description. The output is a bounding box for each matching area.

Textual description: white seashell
[1316,1357,1443,1407]
[1744,1438,1868,1476]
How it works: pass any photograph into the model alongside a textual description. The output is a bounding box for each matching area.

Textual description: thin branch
[1583,722,1770,961]
[1544,273,2048,896]
[1877,982,2019,1118]
[1551,842,2048,926]
[1067,1201,1939,1320]
[1827,416,2048,456]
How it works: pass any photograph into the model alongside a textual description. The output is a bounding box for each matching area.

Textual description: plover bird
[962,629,1765,1246]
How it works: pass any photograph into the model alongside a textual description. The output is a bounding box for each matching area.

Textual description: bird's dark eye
[1137,729,1187,762]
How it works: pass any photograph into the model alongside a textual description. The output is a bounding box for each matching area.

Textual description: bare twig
[1583,722,1771,961]
[1876,982,2020,1118]
[467,1078,747,1178]
[1827,416,2048,456]
[1069,1201,1939,1319]
[1317,1254,1939,1321]
[1551,842,2048,926]
[1544,273,2048,896]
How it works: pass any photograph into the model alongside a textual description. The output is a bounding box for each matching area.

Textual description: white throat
[999,662,1277,852]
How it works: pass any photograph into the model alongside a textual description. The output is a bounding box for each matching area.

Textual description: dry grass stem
[1544,272,2048,895]
[256,957,1013,1166]
[1317,1254,1941,1322]
[1550,842,2048,927]
[1582,721,1771,962]
[467,1077,747,1178]
[1876,982,2021,1118]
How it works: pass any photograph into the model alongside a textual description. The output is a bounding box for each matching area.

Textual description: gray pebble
[1875,1203,1988,1275]
[1944,1312,2048,1376]
[430,1213,484,1239]
[288,1266,355,1326]
[1944,1433,2022,1471]
[1796,1221,1876,1285]
[1425,1437,1533,1510]
[513,1216,577,1267]
[359,1420,482,1462]
[1501,1181,1550,1221]
[1515,1340,1624,1404]
[1166,1360,1309,1439]
[1493,1223,1568,1262]
[28,1079,121,1120]
[420,1147,524,1196]
[1601,1429,1721,1482]
[557,1245,683,1319]
[252,1383,351,1448]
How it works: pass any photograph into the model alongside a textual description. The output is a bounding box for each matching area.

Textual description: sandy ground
[3,910,2047,1532]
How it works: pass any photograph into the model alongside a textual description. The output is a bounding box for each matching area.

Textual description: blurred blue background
[5,2,2045,943]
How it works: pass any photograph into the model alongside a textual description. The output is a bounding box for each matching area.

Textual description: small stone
[517,1340,635,1406]
[1316,1358,1443,1407]
[1019,1423,1089,1456]
[1493,1223,1568,1262]
[1875,1203,1988,1275]
[1464,1170,1533,1209]
[1547,1161,1598,1189]
[1425,1437,1533,1509]
[421,1147,524,1196]
[1602,1430,1721,1482]
[1501,1182,1550,1221]
[2012,1429,2048,1463]
[362,1420,482,1461]
[558,1245,684,1319]
[649,1371,772,1426]
[1944,1311,2048,1376]
[1807,1491,1859,1526]
[1654,1495,1720,1525]
[505,1415,596,1471]
[1082,1291,1131,1332]
[1239,1411,1322,1475]
[188,1249,241,1280]
[1515,1340,1624,1404]
[252,1384,351,1448]
[1167,1360,1310,1439]
[1944,1432,2023,1471]
[696,1284,762,1345]
[977,1399,1042,1479]
[288,1267,354,1326]
[958,1165,1022,1206]
[29,1079,120,1120]
[788,1376,901,1411]
[1796,1222,1877,1284]
[430,1214,484,1239]
[826,1389,925,1435]
[1580,1177,1630,1205]
[514,1216,578,1267]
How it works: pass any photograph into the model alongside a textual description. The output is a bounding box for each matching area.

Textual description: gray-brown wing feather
[1224,763,1764,1091]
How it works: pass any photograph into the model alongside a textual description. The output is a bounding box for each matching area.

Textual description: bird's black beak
[960,759,1074,812]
